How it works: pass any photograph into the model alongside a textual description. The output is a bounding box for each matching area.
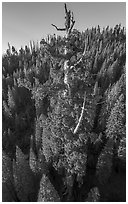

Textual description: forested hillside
[2,4,126,202]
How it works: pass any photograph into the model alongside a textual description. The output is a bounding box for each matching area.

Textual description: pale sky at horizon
[2,2,126,53]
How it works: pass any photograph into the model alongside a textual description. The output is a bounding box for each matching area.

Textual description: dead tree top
[51,3,75,35]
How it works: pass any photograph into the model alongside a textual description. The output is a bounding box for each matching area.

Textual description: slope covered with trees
[2,4,126,202]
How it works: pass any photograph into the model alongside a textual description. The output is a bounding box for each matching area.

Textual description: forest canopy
[2,3,126,202]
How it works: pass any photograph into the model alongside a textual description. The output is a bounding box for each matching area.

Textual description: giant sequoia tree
[2,3,126,202]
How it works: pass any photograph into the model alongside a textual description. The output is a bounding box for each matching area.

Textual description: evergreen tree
[2,151,18,201]
[96,138,114,184]
[13,146,37,201]
[37,174,60,201]
[86,187,100,202]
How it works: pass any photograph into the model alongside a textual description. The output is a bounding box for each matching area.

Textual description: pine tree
[86,187,100,202]
[13,146,37,201]
[37,174,60,201]
[96,138,114,184]
[106,93,125,142]
[98,71,125,131]
[29,135,48,175]
[118,136,126,163]
[8,86,15,110]
[2,151,18,201]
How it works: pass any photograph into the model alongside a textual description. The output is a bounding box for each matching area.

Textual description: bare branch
[68,20,75,34]
[72,12,74,20]
[52,4,75,34]
[67,11,75,34]
[64,3,68,15]
[51,24,66,31]
[73,92,86,134]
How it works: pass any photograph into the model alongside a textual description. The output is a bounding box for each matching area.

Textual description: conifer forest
[2,3,126,202]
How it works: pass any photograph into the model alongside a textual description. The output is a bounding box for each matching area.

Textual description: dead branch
[68,13,75,34]
[51,24,66,31]
[52,3,75,34]
[64,3,68,15]
[73,92,86,134]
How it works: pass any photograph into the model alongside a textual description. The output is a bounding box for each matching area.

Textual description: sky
[2,2,126,53]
